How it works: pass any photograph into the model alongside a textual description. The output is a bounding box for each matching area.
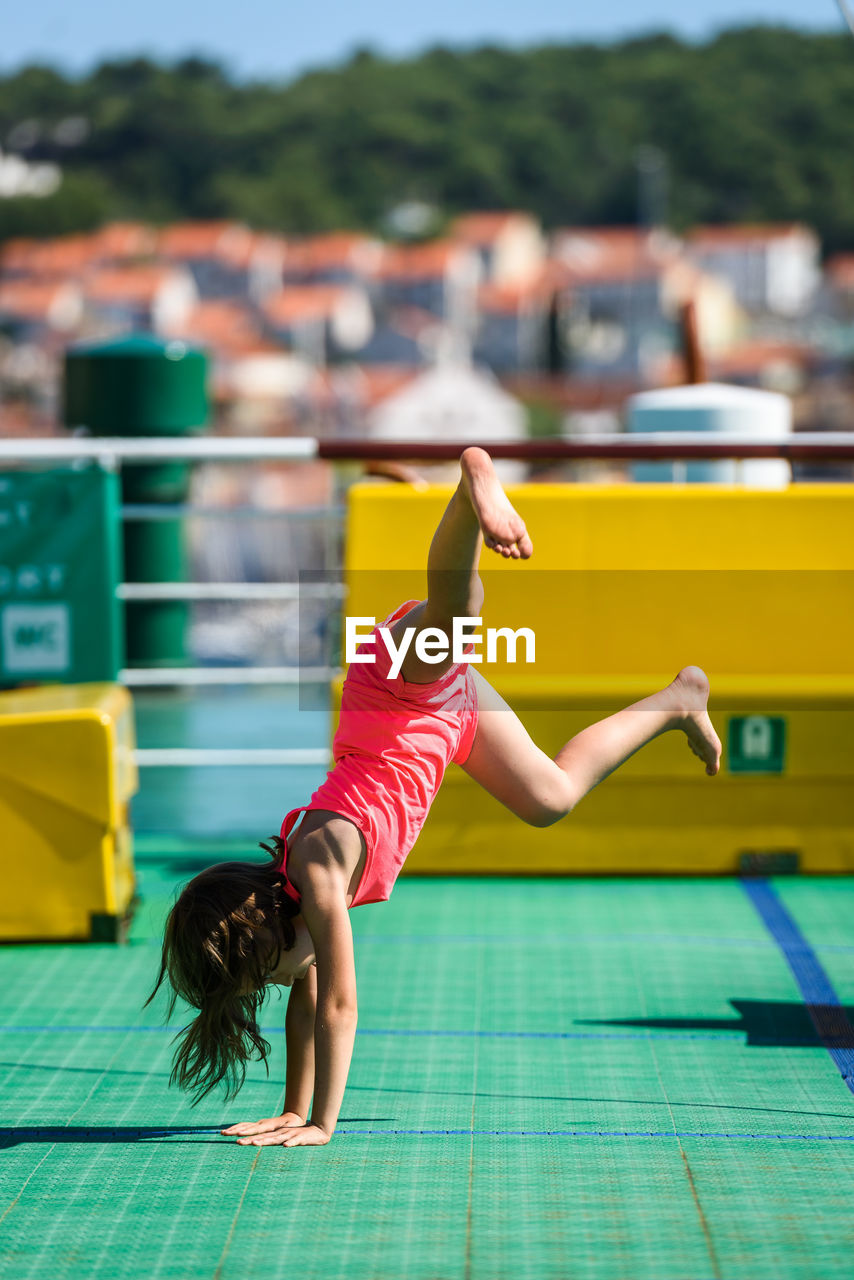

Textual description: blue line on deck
[0,1025,739,1043]
[742,878,854,1096]
[334,1128,854,1140]
[2,1126,853,1143]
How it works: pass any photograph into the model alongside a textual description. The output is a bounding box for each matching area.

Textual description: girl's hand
[221,1111,304,1139]
[233,1122,331,1148]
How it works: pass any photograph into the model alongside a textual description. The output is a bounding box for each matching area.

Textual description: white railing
[120,666,336,687]
[5,431,853,769]
[117,582,346,601]
[134,747,332,766]
[0,437,319,462]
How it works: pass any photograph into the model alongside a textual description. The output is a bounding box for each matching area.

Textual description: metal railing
[3,431,853,769]
[3,432,854,464]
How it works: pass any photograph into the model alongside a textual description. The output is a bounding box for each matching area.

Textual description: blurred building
[551,227,743,382]
[473,274,560,374]
[84,265,197,335]
[378,240,481,328]
[369,361,526,443]
[685,223,821,318]
[0,279,84,344]
[450,211,546,288]
[260,284,374,365]
[0,212,848,443]
[158,221,286,303]
[823,254,854,321]
[282,233,384,287]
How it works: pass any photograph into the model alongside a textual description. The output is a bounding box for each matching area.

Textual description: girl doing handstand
[148,447,721,1148]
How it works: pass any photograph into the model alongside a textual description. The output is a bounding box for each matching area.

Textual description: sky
[0,0,849,82]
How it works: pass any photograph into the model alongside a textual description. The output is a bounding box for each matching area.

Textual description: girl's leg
[394,448,532,684]
[461,666,721,826]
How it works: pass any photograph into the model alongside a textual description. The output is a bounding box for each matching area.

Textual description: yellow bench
[0,683,138,940]
[337,482,854,875]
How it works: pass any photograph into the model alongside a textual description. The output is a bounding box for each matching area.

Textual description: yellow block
[337,482,854,875]
[0,683,139,940]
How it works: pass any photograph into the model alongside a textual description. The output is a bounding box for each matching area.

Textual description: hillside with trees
[1,26,854,250]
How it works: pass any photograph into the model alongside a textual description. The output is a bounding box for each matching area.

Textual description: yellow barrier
[0,683,138,940]
[337,482,854,874]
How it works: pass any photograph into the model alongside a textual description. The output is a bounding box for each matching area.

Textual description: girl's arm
[300,869,358,1141]
[283,964,317,1120]
[224,865,357,1149]
[221,966,317,1141]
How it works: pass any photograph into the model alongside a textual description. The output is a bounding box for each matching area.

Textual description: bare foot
[669,666,721,776]
[459,447,533,559]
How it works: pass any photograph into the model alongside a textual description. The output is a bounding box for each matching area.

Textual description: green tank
[63,335,210,666]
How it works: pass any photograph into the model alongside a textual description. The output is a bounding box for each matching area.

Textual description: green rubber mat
[3,862,854,1279]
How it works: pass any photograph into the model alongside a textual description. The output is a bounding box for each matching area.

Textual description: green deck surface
[3,861,854,1279]
[3,693,854,1277]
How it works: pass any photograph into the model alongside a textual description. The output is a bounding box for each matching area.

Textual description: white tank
[626,382,792,486]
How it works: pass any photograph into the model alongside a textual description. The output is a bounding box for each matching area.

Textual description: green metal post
[63,335,209,667]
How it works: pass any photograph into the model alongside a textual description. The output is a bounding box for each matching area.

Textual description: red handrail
[317,437,854,463]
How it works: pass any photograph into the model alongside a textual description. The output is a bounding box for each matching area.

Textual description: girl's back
[280,600,478,908]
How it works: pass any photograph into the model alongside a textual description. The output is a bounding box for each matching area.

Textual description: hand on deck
[221,1110,304,1140]
[222,1114,331,1147]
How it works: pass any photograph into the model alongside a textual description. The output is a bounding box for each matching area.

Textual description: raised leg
[461,667,721,826]
[393,448,532,684]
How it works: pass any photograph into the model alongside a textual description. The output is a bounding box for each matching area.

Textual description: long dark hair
[144,837,299,1106]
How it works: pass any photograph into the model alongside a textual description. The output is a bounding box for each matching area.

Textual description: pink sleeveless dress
[279,600,479,908]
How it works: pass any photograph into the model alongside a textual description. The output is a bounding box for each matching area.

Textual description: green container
[0,468,123,685]
[64,334,207,437]
[63,335,209,666]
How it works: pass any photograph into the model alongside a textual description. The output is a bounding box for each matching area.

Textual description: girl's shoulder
[378,599,423,630]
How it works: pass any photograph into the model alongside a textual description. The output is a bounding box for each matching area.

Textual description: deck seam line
[463,943,483,1280]
[211,1146,262,1280]
[631,941,724,1278]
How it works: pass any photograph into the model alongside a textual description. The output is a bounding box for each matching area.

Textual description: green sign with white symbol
[727,715,786,774]
[0,467,123,684]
